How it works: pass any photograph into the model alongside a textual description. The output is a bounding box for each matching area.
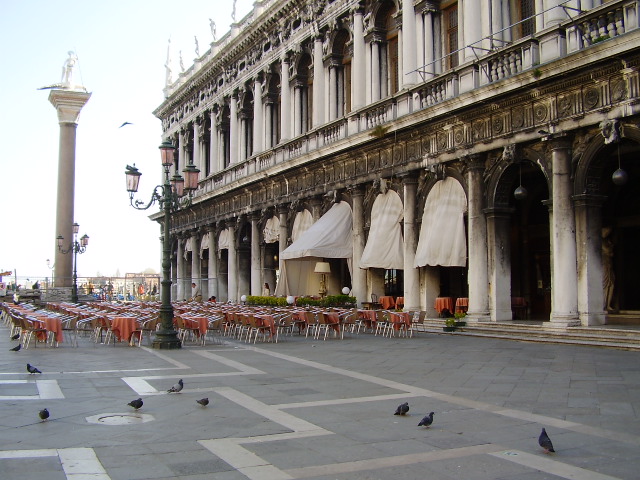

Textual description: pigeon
[11,333,20,340]
[196,398,209,407]
[418,412,434,427]
[119,121,133,128]
[39,408,49,421]
[10,344,21,352]
[128,398,143,410]
[538,428,555,453]
[394,402,410,415]
[167,379,183,393]
[27,364,42,374]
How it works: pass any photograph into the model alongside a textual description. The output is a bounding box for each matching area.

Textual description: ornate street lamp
[124,140,200,349]
[57,222,89,304]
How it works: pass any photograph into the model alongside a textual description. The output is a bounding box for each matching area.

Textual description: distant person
[191,282,202,302]
[208,296,216,303]
[262,282,271,296]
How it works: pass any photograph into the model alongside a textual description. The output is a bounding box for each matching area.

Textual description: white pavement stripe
[490,450,623,480]
[274,392,416,410]
[214,387,329,434]
[285,444,503,478]
[193,350,266,374]
[37,379,64,399]
[58,448,109,479]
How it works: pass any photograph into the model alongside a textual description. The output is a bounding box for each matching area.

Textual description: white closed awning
[263,216,280,244]
[414,177,467,267]
[360,189,404,269]
[291,209,314,242]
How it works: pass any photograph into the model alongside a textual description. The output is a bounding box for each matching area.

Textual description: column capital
[347,184,366,197]
[277,203,290,215]
[461,154,485,174]
[572,194,607,209]
[398,172,419,185]
[545,133,572,151]
[48,89,91,124]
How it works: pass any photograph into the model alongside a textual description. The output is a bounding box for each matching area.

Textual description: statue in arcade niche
[602,226,615,311]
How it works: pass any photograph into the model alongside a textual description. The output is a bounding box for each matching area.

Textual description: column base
[465,312,491,323]
[548,313,581,328]
[152,332,182,349]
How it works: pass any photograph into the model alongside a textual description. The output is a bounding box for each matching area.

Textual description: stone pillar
[176,237,185,300]
[486,208,513,321]
[574,194,606,326]
[190,229,200,295]
[549,137,580,327]
[365,37,372,105]
[264,100,273,149]
[402,175,420,311]
[280,56,291,141]
[371,41,381,102]
[328,67,337,121]
[463,0,483,62]
[192,121,200,171]
[207,225,218,300]
[230,92,238,165]
[253,78,263,154]
[278,204,289,272]
[544,0,569,27]
[351,186,367,307]
[227,223,237,302]
[465,155,490,321]
[423,9,436,78]
[535,0,545,32]
[250,213,262,295]
[402,0,417,87]
[293,85,302,136]
[209,110,218,173]
[49,88,91,287]
[313,35,325,127]
[352,10,366,110]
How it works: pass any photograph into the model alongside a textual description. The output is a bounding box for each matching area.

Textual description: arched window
[266,71,281,148]
[374,1,399,98]
[221,104,231,168]
[293,53,312,135]
[443,2,459,69]
[240,87,254,159]
[332,29,352,116]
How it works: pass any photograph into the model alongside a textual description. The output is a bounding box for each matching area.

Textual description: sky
[0,0,254,284]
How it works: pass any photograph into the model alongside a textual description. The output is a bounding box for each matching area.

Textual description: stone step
[418,319,640,350]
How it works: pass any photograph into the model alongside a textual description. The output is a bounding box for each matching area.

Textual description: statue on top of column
[61,51,78,87]
[194,36,200,57]
[232,0,237,23]
[209,18,217,41]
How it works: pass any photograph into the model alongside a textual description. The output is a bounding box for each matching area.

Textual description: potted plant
[454,311,467,327]
[443,317,456,332]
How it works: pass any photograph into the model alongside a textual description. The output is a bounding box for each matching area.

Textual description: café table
[358,309,377,332]
[379,296,396,309]
[254,314,277,337]
[395,297,405,308]
[455,297,469,313]
[388,312,411,336]
[111,317,141,345]
[434,297,454,314]
[32,317,64,346]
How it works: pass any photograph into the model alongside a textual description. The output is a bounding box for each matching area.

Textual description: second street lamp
[57,222,89,304]
[124,140,200,349]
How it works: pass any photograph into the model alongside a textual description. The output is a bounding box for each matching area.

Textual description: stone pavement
[1,326,639,480]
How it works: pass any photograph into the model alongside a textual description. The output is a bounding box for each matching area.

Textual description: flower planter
[455,321,466,327]
[442,326,456,332]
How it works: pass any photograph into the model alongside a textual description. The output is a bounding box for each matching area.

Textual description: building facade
[154,0,640,326]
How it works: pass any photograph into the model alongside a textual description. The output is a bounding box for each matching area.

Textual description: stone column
[402,0,417,87]
[423,8,436,77]
[49,88,91,287]
[535,0,545,32]
[352,10,366,110]
[463,0,483,62]
[278,204,289,272]
[207,225,218,300]
[402,175,420,311]
[227,223,237,302]
[328,66,337,121]
[190,229,200,295]
[544,0,569,27]
[280,55,291,141]
[465,155,490,321]
[549,137,580,327]
[264,100,273,149]
[209,110,218,174]
[351,186,367,307]
[230,92,238,165]
[250,213,262,295]
[176,236,185,300]
[293,85,302,136]
[486,208,513,321]
[313,35,325,127]
[574,194,606,326]
[192,121,200,172]
[371,41,381,102]
[253,78,263,154]
[365,37,372,104]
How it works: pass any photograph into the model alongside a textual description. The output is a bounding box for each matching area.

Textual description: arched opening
[266,71,281,147]
[241,88,254,159]
[221,104,231,168]
[294,53,312,135]
[331,29,352,116]
[373,1,398,99]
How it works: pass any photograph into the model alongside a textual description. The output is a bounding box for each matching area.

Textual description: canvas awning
[263,216,280,244]
[291,209,314,242]
[414,177,467,267]
[360,189,404,269]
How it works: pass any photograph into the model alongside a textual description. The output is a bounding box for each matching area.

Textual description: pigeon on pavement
[418,412,434,427]
[39,408,49,421]
[11,333,20,340]
[538,428,555,453]
[167,379,184,393]
[394,402,410,415]
[128,398,143,410]
[10,344,21,352]
[196,398,209,407]
[27,364,42,374]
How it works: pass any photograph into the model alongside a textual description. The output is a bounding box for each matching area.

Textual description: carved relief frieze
[345,159,355,178]
[610,76,627,102]
[392,145,403,166]
[583,85,601,110]
[406,140,420,163]
[380,148,391,168]
[556,93,574,119]
[355,155,366,175]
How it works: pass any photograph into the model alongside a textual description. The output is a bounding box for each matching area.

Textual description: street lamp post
[57,222,89,304]
[124,140,199,349]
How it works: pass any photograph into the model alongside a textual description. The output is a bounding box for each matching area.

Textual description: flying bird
[167,379,184,393]
[10,344,21,352]
[119,121,133,128]
[27,364,42,374]
[538,428,555,453]
[39,408,50,421]
[418,412,434,427]
[128,398,143,410]
[394,402,410,416]
[196,398,209,407]
[11,333,20,340]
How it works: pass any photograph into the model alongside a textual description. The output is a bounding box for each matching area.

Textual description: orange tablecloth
[379,296,396,309]
[112,317,140,342]
[255,314,276,336]
[33,317,63,343]
[358,310,377,330]
[389,312,411,330]
[455,297,469,313]
[395,297,405,307]
[434,297,454,313]
[182,316,209,336]
[324,312,341,333]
